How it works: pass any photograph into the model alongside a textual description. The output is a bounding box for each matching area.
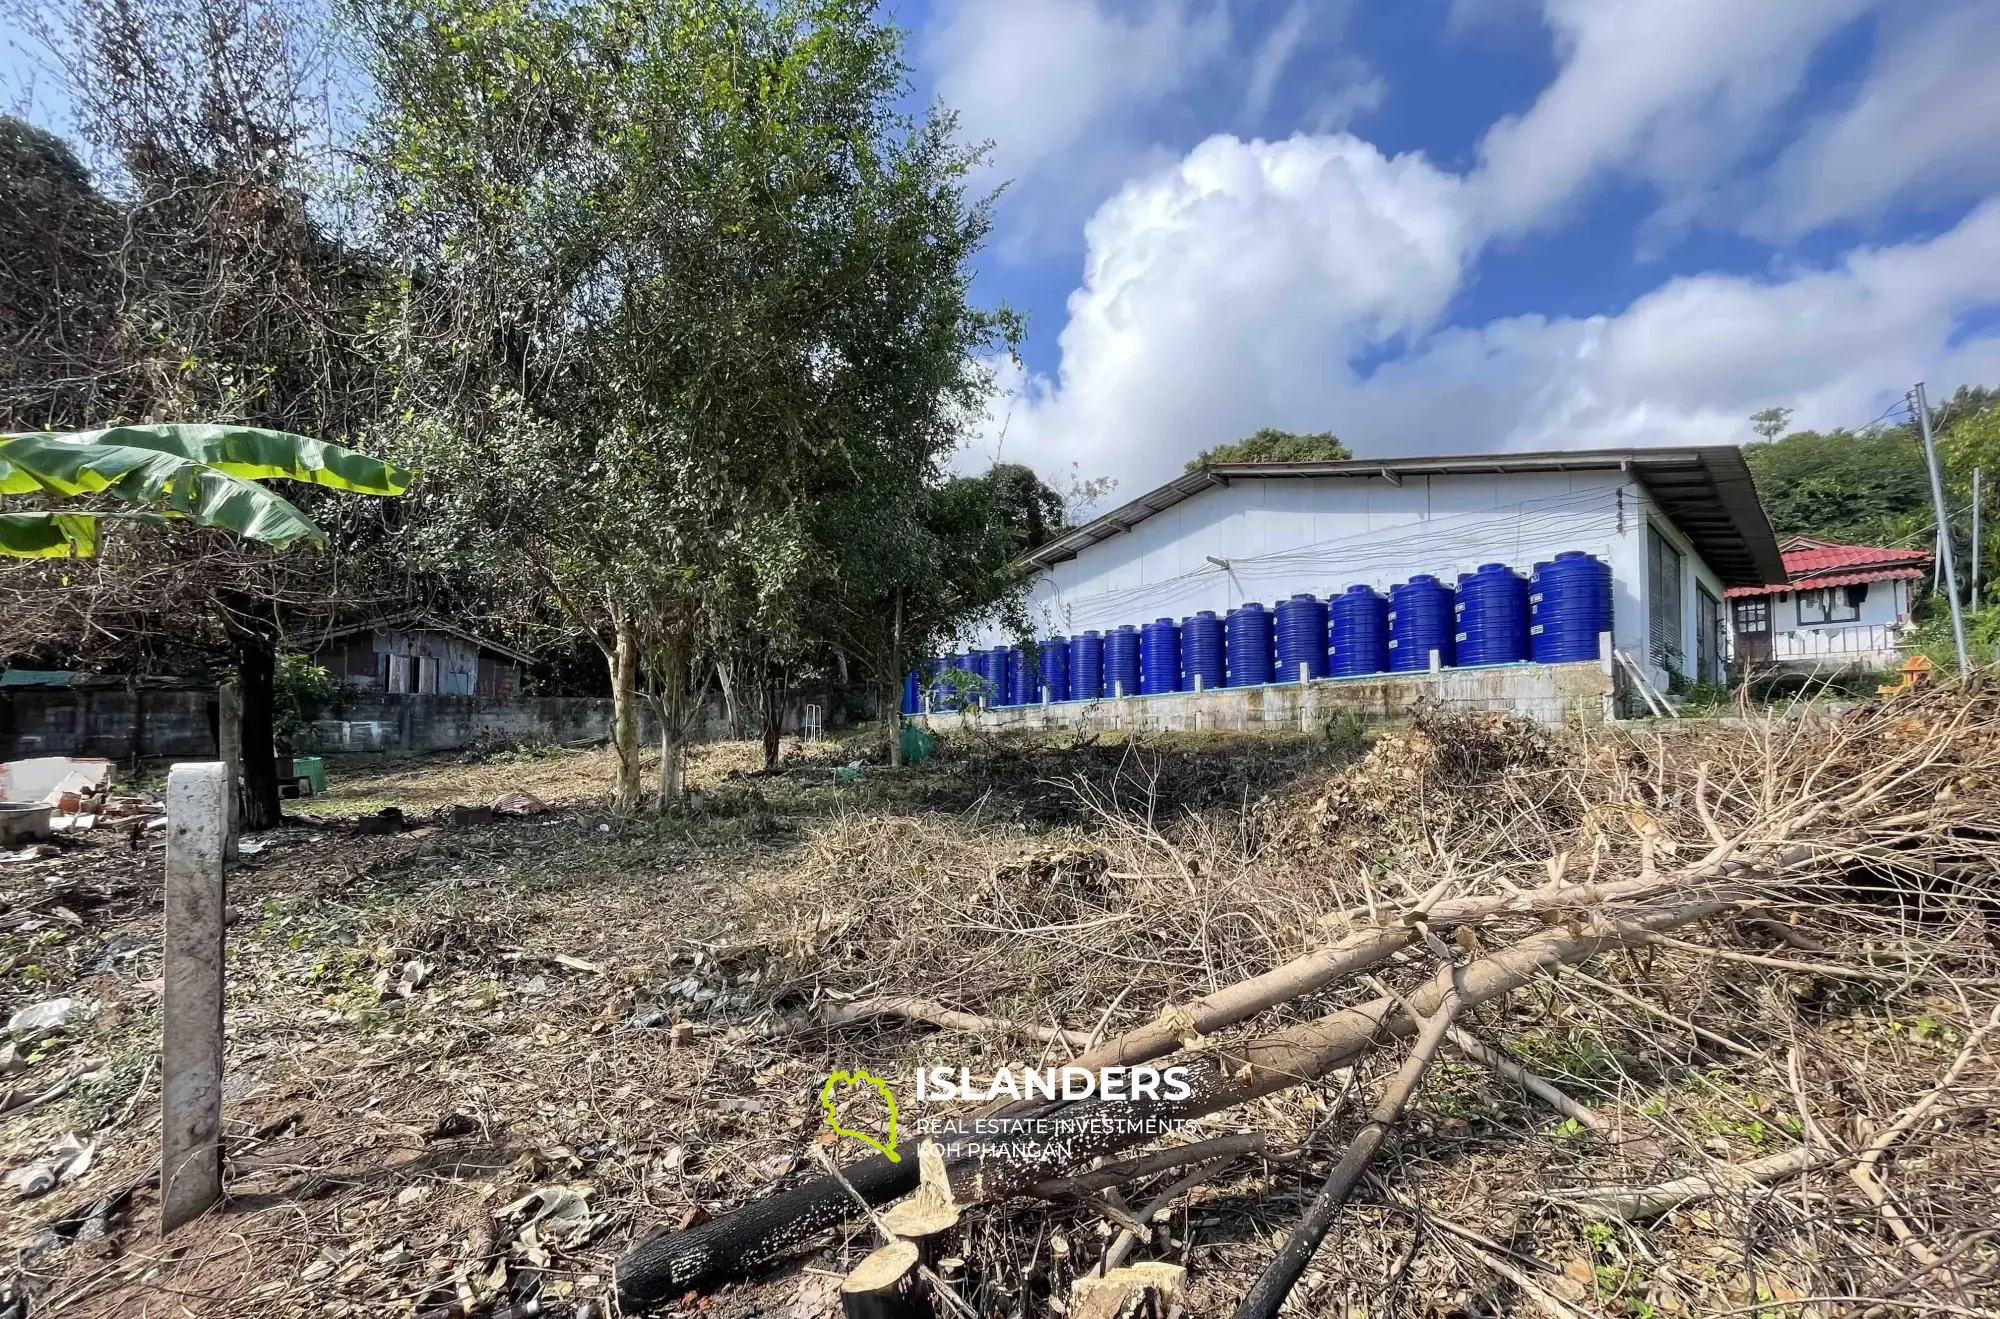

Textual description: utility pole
[1912,382,1969,671]
[1973,467,1983,608]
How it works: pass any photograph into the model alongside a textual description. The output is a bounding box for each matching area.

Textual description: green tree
[1743,426,1932,544]
[1187,427,1352,470]
[1750,406,1792,441]
[357,0,1012,804]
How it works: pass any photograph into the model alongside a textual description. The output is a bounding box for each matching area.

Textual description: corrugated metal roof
[1018,446,1787,588]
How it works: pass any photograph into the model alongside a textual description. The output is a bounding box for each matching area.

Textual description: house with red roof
[1725,536,1932,668]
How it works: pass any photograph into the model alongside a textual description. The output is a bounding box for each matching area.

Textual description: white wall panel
[958,472,1713,664]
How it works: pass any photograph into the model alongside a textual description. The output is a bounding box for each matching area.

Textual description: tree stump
[841,1240,924,1319]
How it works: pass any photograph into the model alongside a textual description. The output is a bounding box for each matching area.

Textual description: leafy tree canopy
[1187,427,1352,470]
[1744,425,1932,544]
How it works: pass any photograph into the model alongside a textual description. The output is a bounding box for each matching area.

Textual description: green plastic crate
[290,755,327,795]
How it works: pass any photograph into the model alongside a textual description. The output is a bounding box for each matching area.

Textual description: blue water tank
[1069,631,1105,700]
[1010,645,1038,704]
[1389,575,1455,672]
[1455,564,1530,665]
[1530,551,1613,663]
[1180,611,1225,690]
[1038,637,1070,702]
[1275,594,1329,680]
[981,647,1007,705]
[901,668,921,714]
[934,654,959,711]
[1224,603,1274,686]
[1330,584,1390,676]
[1139,618,1180,695]
[1106,626,1141,697]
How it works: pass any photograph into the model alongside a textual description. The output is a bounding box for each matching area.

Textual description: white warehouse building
[967,447,1787,693]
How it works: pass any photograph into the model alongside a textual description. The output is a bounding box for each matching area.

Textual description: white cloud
[1473,0,1872,235]
[969,126,2000,494]
[1748,1,2000,240]
[971,132,1476,487]
[1241,0,1310,123]
[923,0,1230,253]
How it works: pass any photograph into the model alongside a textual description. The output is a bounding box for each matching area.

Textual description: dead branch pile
[619,686,2000,1316]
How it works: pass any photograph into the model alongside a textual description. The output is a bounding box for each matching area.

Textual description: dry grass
[4,691,1999,1318]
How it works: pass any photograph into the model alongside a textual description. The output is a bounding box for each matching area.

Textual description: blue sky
[10,0,2000,506]
[891,0,2000,504]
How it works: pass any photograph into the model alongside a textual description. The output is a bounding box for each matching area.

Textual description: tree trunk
[716,657,743,740]
[887,588,904,768]
[610,611,642,815]
[236,636,282,831]
[657,637,690,812]
[760,662,787,770]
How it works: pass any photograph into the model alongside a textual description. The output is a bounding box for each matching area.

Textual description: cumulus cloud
[971,132,1476,487]
[969,126,2000,492]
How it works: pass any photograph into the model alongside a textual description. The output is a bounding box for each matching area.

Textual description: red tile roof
[1722,537,1932,598]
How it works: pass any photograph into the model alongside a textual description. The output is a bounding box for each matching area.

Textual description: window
[1733,598,1769,632]
[1796,588,1860,626]
[1647,526,1684,669]
[1696,588,1723,685]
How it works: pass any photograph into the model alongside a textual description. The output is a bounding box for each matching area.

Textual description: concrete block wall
[1,688,216,760]
[920,660,1614,736]
[307,694,664,753]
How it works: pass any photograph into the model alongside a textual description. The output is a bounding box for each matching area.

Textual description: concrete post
[1113,681,1123,699]
[1298,662,1309,685]
[1193,673,1203,693]
[215,683,241,861]
[162,763,228,1233]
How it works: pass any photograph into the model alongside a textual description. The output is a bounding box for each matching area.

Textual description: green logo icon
[819,1068,900,1163]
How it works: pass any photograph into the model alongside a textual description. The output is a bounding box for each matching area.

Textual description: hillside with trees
[1744,386,2000,608]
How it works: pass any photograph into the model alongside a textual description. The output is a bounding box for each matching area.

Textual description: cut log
[880,1141,960,1267]
[1070,1262,1186,1319]
[841,1240,924,1319]
[614,898,1731,1307]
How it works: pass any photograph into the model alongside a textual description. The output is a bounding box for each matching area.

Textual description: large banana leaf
[0,436,325,549]
[0,424,412,497]
[0,512,169,558]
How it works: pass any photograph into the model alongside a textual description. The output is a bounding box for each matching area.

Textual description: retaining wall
[921,660,1615,735]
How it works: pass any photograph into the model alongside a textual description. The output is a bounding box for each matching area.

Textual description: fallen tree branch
[615,898,1734,1306]
[1548,1144,1833,1222]
[1567,968,1761,1058]
[1032,1133,1273,1199]
[767,995,1094,1049]
[1231,960,1471,1319]
[1446,1027,1607,1134]
[1064,848,1808,1074]
[1847,1005,2000,1279]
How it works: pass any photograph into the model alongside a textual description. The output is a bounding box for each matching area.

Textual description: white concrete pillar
[1298,662,1309,685]
[1193,673,1203,693]
[162,763,228,1233]
[1113,681,1124,699]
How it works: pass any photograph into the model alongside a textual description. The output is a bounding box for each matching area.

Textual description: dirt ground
[3,713,1997,1318]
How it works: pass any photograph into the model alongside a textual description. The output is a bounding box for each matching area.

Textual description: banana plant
[0,423,413,557]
